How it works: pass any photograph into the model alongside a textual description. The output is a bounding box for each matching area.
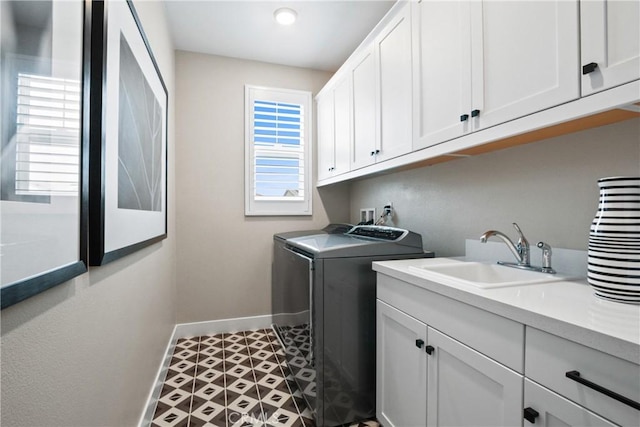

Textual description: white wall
[0,2,176,426]
[174,51,350,323]
[350,118,640,257]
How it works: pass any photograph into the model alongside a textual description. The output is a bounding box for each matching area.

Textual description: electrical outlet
[360,208,376,223]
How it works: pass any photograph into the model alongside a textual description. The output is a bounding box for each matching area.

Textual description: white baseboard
[138,325,178,427]
[138,314,274,426]
[174,314,274,338]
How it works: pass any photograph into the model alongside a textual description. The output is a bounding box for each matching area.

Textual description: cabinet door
[333,75,351,175]
[376,300,428,427]
[427,327,523,427]
[472,0,579,131]
[524,379,618,427]
[413,0,471,150]
[581,0,640,95]
[376,3,413,161]
[316,91,335,182]
[351,46,377,170]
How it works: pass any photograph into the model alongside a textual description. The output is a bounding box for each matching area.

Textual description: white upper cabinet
[375,3,413,163]
[317,0,638,185]
[316,90,335,182]
[413,0,471,149]
[473,0,580,131]
[316,74,351,182]
[414,0,580,150]
[352,2,413,170]
[351,46,377,171]
[581,0,640,96]
[333,75,352,175]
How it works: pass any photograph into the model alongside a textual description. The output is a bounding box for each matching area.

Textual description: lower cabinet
[375,273,639,427]
[525,327,640,427]
[427,327,523,427]
[376,299,523,427]
[376,300,427,427]
[524,379,617,427]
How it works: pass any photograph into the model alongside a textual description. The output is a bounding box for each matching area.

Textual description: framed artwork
[0,0,90,309]
[89,0,168,266]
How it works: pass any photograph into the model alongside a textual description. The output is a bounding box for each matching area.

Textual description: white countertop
[372,257,640,364]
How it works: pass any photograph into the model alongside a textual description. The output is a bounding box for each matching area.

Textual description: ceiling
[164,0,396,72]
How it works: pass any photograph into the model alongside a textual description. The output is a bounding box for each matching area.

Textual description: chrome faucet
[480,223,530,266]
[480,223,556,274]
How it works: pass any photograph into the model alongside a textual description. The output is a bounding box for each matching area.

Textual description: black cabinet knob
[523,407,539,424]
[460,114,469,122]
[582,62,598,75]
[415,339,424,349]
[375,149,380,154]
[370,151,375,156]
[471,109,480,118]
[425,345,435,355]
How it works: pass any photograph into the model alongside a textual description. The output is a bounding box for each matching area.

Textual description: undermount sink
[408,261,566,289]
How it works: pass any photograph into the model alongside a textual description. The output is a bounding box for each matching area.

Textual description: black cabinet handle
[565,370,640,410]
[425,345,434,355]
[415,339,424,349]
[471,109,480,118]
[582,62,598,75]
[370,151,375,156]
[375,149,380,154]
[523,407,539,424]
[460,114,469,122]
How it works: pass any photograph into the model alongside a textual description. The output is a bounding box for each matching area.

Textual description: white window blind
[253,100,304,200]
[245,86,312,216]
[15,73,81,197]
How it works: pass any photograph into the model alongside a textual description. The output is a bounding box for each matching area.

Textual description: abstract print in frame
[89,0,167,266]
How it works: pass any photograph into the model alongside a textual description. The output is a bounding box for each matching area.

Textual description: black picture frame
[0,0,91,309]
[88,0,168,266]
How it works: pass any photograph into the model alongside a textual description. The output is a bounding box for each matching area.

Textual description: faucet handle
[512,222,530,248]
[512,223,526,241]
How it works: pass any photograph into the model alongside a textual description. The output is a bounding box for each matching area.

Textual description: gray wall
[0,2,176,426]
[174,51,350,324]
[350,118,640,257]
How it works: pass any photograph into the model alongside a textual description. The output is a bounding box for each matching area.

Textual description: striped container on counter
[588,176,640,304]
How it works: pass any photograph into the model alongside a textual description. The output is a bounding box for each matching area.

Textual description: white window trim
[245,85,312,216]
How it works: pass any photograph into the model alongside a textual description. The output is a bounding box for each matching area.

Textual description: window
[245,86,312,216]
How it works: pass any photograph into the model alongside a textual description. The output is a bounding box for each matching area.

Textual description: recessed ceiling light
[274,7,297,26]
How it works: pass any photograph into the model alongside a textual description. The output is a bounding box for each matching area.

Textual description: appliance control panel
[346,225,408,241]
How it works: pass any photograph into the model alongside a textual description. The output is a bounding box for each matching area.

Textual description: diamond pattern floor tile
[150,329,379,427]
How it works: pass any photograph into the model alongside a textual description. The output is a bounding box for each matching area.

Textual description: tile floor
[150,328,379,427]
